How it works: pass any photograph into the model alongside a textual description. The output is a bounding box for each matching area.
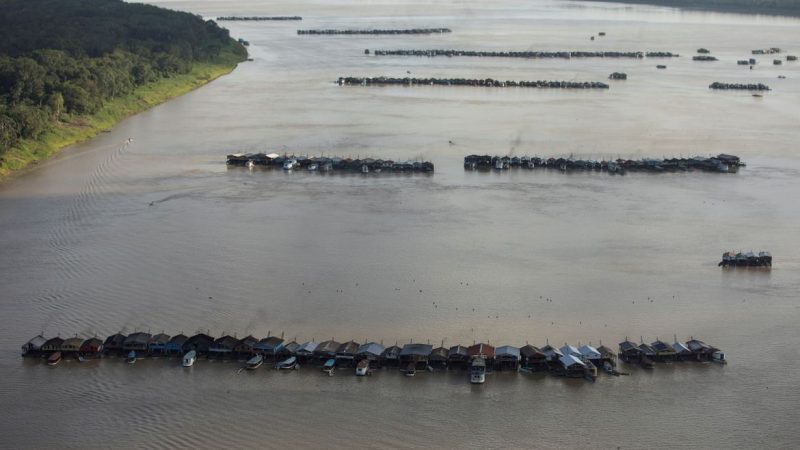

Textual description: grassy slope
[0,52,243,181]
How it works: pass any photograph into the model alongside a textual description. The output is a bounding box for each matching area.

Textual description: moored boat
[246,354,263,370]
[182,350,197,367]
[470,357,486,384]
[355,359,370,376]
[322,358,336,375]
[126,350,137,364]
[275,356,298,370]
[404,362,417,377]
[47,351,62,366]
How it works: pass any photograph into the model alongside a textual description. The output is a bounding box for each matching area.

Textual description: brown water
[1,0,799,448]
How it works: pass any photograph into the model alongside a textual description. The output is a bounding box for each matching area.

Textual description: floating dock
[464,154,744,173]
[709,82,770,91]
[226,153,434,173]
[719,251,772,267]
[298,28,451,35]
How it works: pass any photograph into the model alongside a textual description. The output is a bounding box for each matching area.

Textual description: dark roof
[167,334,188,345]
[314,340,341,355]
[520,345,544,358]
[237,335,259,347]
[400,343,433,357]
[651,340,675,353]
[619,340,639,352]
[430,347,448,361]
[123,332,151,346]
[186,333,215,343]
[336,341,359,355]
[468,343,495,358]
[149,333,170,344]
[212,335,239,349]
[80,337,103,350]
[597,345,616,357]
[448,345,468,357]
[104,333,126,347]
[381,345,401,358]
[43,337,64,348]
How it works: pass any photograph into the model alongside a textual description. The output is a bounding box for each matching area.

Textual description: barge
[227,153,434,173]
[719,251,771,267]
[464,153,744,174]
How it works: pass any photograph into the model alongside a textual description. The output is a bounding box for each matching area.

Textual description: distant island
[0,0,247,181]
[575,0,800,16]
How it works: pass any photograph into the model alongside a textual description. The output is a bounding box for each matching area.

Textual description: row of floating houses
[464,154,744,173]
[337,76,610,89]
[719,251,772,267]
[226,153,434,173]
[297,28,451,35]
[367,49,680,58]
[216,16,302,21]
[21,332,725,381]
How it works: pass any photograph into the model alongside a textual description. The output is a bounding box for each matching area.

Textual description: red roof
[467,343,495,358]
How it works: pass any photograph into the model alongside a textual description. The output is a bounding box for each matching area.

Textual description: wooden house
[335,341,360,366]
[79,337,104,357]
[294,341,317,361]
[183,333,215,355]
[428,347,449,369]
[618,339,641,362]
[495,345,520,371]
[123,332,151,352]
[650,340,677,362]
[468,343,495,368]
[447,345,469,368]
[356,342,385,367]
[314,340,341,361]
[148,333,170,355]
[234,335,259,356]
[209,335,239,358]
[559,354,586,378]
[165,334,187,355]
[520,345,547,371]
[254,336,284,358]
[21,335,47,356]
[61,337,84,354]
[41,337,64,353]
[381,345,402,366]
[399,343,433,370]
[104,333,126,355]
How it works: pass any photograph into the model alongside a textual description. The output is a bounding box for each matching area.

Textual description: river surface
[1,0,799,448]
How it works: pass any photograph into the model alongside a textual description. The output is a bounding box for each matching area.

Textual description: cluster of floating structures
[216,16,302,21]
[20,332,725,383]
[719,251,772,268]
[464,153,744,174]
[709,82,770,91]
[337,77,609,89]
[226,153,434,173]
[693,55,718,61]
[297,28,451,35]
[752,47,782,55]
[609,72,628,80]
[368,49,679,59]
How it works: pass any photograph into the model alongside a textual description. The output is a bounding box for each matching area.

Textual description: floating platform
[227,153,434,173]
[338,77,609,89]
[298,28,451,35]
[464,154,744,173]
[217,16,302,21]
[719,251,772,267]
[709,82,770,91]
[370,49,679,58]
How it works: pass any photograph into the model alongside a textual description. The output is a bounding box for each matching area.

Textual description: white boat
[404,362,416,377]
[711,350,727,364]
[282,159,297,170]
[275,356,298,370]
[246,160,255,169]
[126,350,137,364]
[322,358,336,375]
[361,164,369,173]
[308,163,318,171]
[355,359,370,376]
[470,357,486,384]
[246,354,263,370]
[182,350,197,367]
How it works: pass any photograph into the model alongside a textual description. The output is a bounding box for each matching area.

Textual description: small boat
[182,350,197,367]
[711,350,727,364]
[640,356,655,369]
[355,359,370,376]
[322,358,336,375]
[126,350,137,364]
[307,163,318,171]
[246,160,255,169]
[282,159,297,170]
[275,356,297,370]
[47,352,62,366]
[470,357,486,384]
[361,164,369,174]
[404,362,416,377]
[245,354,263,370]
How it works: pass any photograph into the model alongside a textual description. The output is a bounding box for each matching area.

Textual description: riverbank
[0,52,243,183]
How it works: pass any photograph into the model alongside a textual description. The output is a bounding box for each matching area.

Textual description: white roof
[357,342,385,356]
[672,342,691,353]
[560,345,581,357]
[559,354,586,368]
[298,341,317,353]
[578,345,601,359]
[266,153,280,159]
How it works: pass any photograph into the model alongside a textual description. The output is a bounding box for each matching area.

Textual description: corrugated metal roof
[356,342,384,357]
[578,345,601,359]
[297,341,317,353]
[560,344,581,357]
[468,343,495,358]
[559,354,586,368]
[672,342,691,353]
[495,345,520,358]
[448,345,468,357]
[400,343,433,357]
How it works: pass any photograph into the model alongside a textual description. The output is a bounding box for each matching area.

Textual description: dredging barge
[719,251,772,267]
[464,154,744,173]
[338,76,610,89]
[227,153,434,173]
[21,332,726,383]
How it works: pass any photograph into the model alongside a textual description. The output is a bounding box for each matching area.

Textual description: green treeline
[0,0,246,157]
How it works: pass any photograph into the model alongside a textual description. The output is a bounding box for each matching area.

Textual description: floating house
[560,344,582,359]
[278,341,301,359]
[148,333,170,355]
[638,343,657,361]
[618,339,642,362]
[104,333,126,355]
[165,334,187,355]
[355,342,385,364]
[314,340,341,361]
[429,347,449,369]
[468,343,495,365]
[650,340,677,362]
[400,343,433,370]
[447,345,469,368]
[685,339,724,362]
[123,332,151,352]
[234,335,259,356]
[559,354,587,378]
[295,341,317,361]
[254,336,285,358]
[495,345,520,371]
[21,335,47,356]
[520,345,547,371]
[671,341,692,361]
[381,345,402,366]
[183,333,215,355]
[578,345,602,365]
[61,337,84,354]
[540,344,563,362]
[41,337,64,354]
[209,335,239,358]
[597,345,617,367]
[79,337,104,357]
[336,341,360,366]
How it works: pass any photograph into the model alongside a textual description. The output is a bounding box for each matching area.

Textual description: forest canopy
[0,0,246,155]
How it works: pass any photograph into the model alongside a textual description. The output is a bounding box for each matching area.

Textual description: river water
[1,0,799,448]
